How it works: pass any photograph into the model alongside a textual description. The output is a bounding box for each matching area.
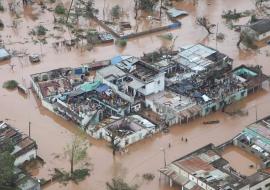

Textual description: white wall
[258,31,270,41]
[14,148,37,166]
[30,78,43,99]
[250,177,270,190]
[138,73,165,96]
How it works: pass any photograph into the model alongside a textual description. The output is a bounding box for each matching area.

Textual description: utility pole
[255,105,258,122]
[28,121,31,137]
[161,148,166,167]
[160,0,163,19]
[66,0,75,23]
[215,23,218,50]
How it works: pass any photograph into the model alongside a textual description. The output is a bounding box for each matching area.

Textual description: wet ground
[0,0,270,190]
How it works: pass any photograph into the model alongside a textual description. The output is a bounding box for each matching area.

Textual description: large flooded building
[160,116,270,190]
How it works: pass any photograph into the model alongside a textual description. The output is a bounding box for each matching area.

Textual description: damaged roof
[250,19,270,34]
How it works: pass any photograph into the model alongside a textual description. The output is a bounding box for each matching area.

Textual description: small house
[248,19,270,41]
[0,48,11,61]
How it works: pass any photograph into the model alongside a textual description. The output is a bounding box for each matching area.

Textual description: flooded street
[0,0,270,189]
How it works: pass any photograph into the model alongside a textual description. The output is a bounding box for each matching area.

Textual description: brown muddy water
[0,0,270,190]
[222,145,261,176]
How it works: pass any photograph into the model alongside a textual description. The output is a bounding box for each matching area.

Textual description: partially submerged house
[0,121,38,166]
[160,143,270,190]
[96,56,165,112]
[15,168,41,190]
[87,115,157,148]
[174,44,233,74]
[0,48,11,61]
[235,116,270,168]
[247,19,270,41]
[145,91,200,126]
[233,65,269,93]
[31,66,131,127]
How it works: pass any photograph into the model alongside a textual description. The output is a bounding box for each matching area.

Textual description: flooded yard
[0,0,270,190]
[222,145,261,176]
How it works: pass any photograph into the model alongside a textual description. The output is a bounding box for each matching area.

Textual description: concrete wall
[250,177,270,190]
[14,148,37,166]
[258,31,270,41]
[201,89,247,116]
[138,73,165,96]
[30,78,43,99]
[91,126,156,148]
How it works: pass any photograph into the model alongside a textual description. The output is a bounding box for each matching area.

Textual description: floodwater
[0,0,270,190]
[222,145,261,176]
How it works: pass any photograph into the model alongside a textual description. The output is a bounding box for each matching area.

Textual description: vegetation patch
[110,5,121,19]
[222,9,252,21]
[116,39,127,47]
[3,80,18,90]
[53,168,90,184]
[36,25,48,36]
[142,173,155,181]
[54,4,66,15]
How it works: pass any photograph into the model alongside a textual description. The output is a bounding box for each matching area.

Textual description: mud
[0,0,270,190]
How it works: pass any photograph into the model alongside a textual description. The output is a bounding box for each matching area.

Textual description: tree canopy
[0,151,15,186]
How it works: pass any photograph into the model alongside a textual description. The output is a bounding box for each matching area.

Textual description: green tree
[65,134,89,174]
[106,127,121,156]
[138,0,158,11]
[0,152,15,186]
[110,5,121,19]
[0,139,15,153]
[106,178,138,190]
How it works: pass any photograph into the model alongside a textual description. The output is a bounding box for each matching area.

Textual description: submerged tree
[65,134,89,174]
[79,0,99,19]
[196,16,215,35]
[110,5,121,20]
[138,0,158,12]
[106,178,138,190]
[237,28,256,48]
[106,127,121,156]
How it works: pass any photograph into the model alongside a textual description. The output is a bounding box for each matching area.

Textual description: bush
[55,4,65,15]
[3,80,18,90]
[111,5,121,19]
[36,25,48,36]
[116,39,127,47]
[70,169,90,182]
[142,173,155,181]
